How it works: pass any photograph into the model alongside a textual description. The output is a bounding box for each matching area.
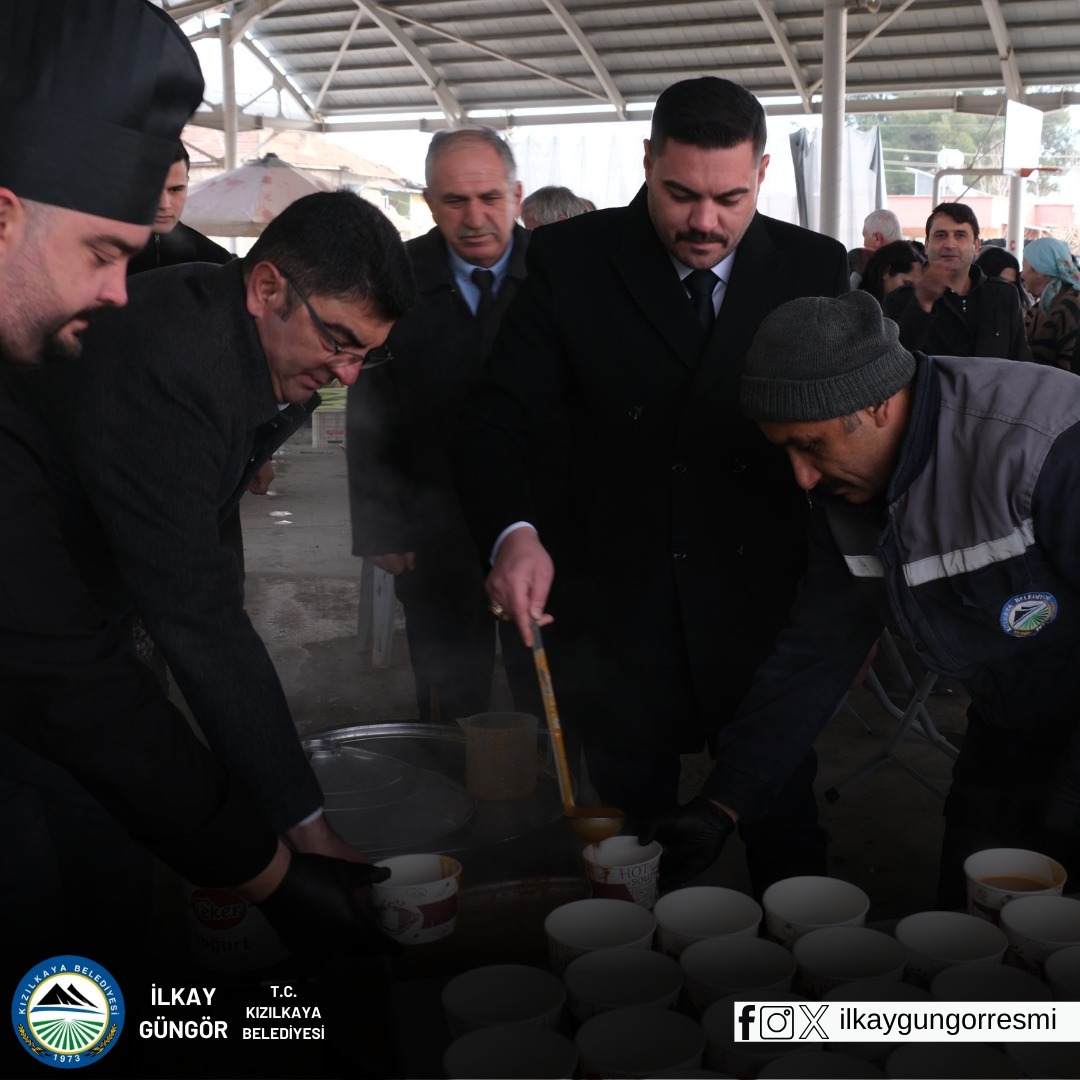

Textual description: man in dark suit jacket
[12,191,414,857]
[454,77,849,894]
[346,128,537,723]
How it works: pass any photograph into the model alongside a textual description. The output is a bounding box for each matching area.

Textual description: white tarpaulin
[790,126,886,249]
[183,153,331,237]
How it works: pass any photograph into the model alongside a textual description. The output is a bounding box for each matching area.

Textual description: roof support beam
[164,0,230,21]
[313,3,365,112]
[354,1,464,125]
[980,0,1024,101]
[237,37,319,120]
[750,0,811,113]
[228,0,291,44]
[807,0,917,98]
[541,0,627,118]
[386,9,606,102]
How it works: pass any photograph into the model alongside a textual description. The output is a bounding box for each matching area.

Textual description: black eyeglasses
[282,272,392,371]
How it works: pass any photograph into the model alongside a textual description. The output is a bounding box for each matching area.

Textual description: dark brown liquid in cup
[979,874,1051,891]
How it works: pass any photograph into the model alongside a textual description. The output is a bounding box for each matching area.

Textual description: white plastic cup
[893,910,1007,989]
[574,1005,706,1079]
[441,964,565,1038]
[372,853,462,945]
[1045,944,1080,1000]
[563,947,683,1022]
[962,847,1067,923]
[679,936,796,1016]
[443,1023,577,1079]
[184,883,290,972]
[543,897,656,976]
[652,885,763,957]
[761,876,870,947]
[930,961,1054,1002]
[582,835,663,910]
[999,893,1080,976]
[792,927,906,1000]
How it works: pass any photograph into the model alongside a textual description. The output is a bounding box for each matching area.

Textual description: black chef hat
[0,0,205,225]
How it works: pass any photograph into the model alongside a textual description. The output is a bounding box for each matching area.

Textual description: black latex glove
[639,796,737,891]
[256,853,400,959]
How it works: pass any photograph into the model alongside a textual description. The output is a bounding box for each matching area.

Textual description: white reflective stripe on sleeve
[844,554,884,578]
[903,518,1036,587]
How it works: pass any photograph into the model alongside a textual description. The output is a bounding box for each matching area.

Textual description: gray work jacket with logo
[705,352,1080,821]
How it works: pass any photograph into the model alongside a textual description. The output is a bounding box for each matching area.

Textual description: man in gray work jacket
[646,290,1080,908]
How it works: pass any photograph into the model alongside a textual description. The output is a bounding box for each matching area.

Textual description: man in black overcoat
[454,77,849,894]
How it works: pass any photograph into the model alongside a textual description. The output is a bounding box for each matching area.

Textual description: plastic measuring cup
[458,712,539,801]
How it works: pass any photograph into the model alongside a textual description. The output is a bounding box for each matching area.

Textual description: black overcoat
[454,188,849,753]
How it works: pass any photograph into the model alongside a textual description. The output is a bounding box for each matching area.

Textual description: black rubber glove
[639,796,737,891]
[256,853,400,959]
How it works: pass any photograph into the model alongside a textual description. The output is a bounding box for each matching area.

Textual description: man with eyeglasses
[9,190,415,863]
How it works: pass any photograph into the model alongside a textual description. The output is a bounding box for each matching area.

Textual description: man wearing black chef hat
[0,0,394,979]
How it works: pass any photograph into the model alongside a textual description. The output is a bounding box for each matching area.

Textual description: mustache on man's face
[456,225,499,239]
[676,229,728,246]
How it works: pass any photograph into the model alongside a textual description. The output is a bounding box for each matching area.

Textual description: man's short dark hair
[649,77,767,159]
[174,141,191,172]
[926,201,980,242]
[244,190,416,321]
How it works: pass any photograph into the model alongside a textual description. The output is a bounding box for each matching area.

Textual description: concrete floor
[237,425,969,924]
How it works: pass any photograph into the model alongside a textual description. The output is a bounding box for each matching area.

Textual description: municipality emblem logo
[1000,592,1058,638]
[11,956,124,1069]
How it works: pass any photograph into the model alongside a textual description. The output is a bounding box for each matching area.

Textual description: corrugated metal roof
[164,1,1080,130]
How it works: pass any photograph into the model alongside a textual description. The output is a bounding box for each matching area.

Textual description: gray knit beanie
[741,291,915,422]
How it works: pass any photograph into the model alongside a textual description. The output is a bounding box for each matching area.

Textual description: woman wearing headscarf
[1021,237,1080,371]
[975,245,1032,312]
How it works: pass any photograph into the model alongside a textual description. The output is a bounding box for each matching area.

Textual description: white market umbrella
[183,153,332,237]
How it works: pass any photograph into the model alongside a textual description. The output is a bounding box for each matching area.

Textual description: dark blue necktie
[471,268,496,330]
[684,268,718,331]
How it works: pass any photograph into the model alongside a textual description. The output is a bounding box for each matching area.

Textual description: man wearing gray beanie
[647,290,1080,908]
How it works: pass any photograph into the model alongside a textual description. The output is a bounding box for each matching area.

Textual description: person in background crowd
[883,201,1031,362]
[1022,237,1080,371]
[346,128,543,725]
[520,184,591,229]
[126,141,232,274]
[858,240,926,304]
[862,208,904,250]
[975,244,1031,312]
[852,209,904,288]
[453,76,849,896]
